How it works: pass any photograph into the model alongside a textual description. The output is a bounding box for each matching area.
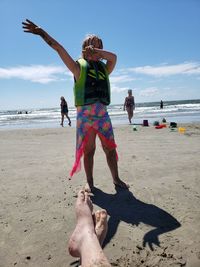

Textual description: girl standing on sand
[22,19,129,192]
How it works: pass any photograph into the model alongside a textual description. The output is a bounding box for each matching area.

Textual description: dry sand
[0,123,200,267]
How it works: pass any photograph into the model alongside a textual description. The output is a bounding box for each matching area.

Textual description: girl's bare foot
[113,178,129,189]
[84,182,94,194]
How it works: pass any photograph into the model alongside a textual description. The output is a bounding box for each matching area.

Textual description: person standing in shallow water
[124,89,135,124]
[60,96,71,127]
[160,100,164,109]
[22,19,129,193]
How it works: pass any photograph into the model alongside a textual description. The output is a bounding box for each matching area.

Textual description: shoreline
[1,99,200,131]
[1,124,200,266]
[1,113,200,131]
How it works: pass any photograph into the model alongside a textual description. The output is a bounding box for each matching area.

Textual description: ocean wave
[1,99,200,129]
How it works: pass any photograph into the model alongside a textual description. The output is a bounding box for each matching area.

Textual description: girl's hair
[82,34,103,50]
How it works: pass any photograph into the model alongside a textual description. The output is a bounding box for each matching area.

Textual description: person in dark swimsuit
[160,100,164,109]
[124,89,135,124]
[60,96,71,127]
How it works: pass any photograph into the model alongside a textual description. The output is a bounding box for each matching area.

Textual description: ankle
[86,177,94,187]
[113,176,120,183]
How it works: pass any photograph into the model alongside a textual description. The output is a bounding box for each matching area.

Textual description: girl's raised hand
[83,45,102,61]
[22,19,42,35]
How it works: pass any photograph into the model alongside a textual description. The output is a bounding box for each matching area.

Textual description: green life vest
[73,58,110,106]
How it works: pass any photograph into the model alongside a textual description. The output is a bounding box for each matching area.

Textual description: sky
[0,0,200,110]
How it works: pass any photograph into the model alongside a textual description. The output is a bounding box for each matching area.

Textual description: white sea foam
[0,99,200,129]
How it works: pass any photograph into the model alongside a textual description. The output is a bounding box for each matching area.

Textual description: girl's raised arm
[22,19,80,79]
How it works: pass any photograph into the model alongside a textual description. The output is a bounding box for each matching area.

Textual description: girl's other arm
[84,46,117,74]
[98,50,117,74]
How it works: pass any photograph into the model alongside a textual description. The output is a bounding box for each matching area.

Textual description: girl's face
[82,36,103,61]
[85,49,100,61]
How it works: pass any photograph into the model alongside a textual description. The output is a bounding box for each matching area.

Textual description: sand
[0,123,200,267]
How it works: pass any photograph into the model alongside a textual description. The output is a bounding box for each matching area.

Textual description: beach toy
[155,124,167,129]
[170,122,177,128]
[178,127,186,134]
[153,121,159,126]
[133,125,137,131]
[143,120,149,127]
[170,128,176,132]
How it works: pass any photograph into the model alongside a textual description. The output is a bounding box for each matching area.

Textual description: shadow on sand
[91,187,181,250]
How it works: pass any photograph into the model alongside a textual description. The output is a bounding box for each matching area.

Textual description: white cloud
[1,61,199,87]
[139,87,159,97]
[0,65,71,84]
[109,74,138,94]
[110,75,136,83]
[111,85,129,93]
[128,62,200,77]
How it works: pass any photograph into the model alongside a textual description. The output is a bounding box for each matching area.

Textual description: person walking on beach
[124,89,135,124]
[60,96,71,127]
[22,19,129,192]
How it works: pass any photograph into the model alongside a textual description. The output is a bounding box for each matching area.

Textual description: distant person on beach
[124,89,135,124]
[60,96,71,127]
[22,19,129,192]
[68,190,111,267]
[160,100,164,109]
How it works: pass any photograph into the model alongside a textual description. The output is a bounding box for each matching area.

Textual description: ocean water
[0,99,200,130]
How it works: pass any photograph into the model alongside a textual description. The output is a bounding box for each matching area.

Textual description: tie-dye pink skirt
[70,103,117,177]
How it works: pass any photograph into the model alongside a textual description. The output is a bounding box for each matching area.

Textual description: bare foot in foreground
[114,178,129,189]
[68,190,111,267]
[68,190,94,258]
[94,210,108,246]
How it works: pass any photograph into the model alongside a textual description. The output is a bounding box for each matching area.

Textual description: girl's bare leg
[68,190,111,267]
[83,129,96,193]
[101,145,129,189]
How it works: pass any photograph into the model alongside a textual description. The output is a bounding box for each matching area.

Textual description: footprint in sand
[2,222,12,233]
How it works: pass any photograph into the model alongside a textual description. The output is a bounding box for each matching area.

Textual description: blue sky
[0,0,200,110]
